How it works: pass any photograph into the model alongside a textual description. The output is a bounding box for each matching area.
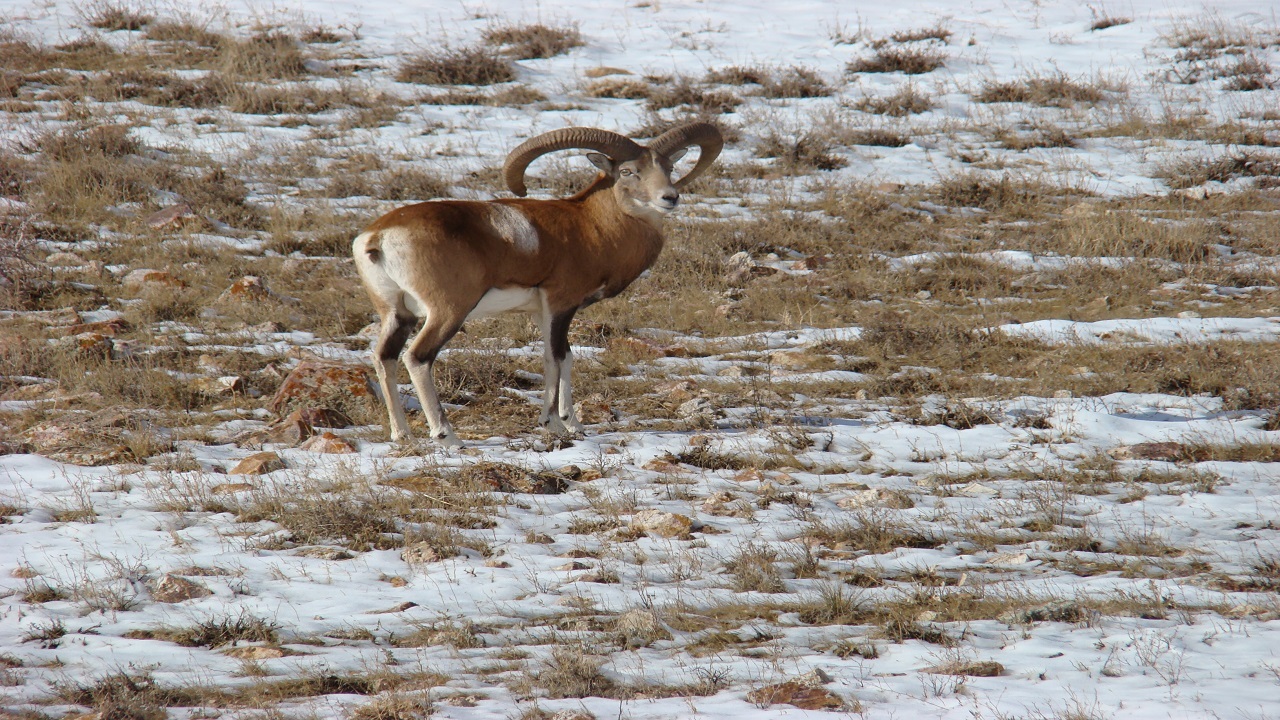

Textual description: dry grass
[397,45,516,85]
[848,45,946,75]
[645,76,743,114]
[81,0,154,31]
[706,65,832,98]
[483,22,583,59]
[1089,9,1131,32]
[1157,149,1280,189]
[851,84,936,116]
[975,71,1115,106]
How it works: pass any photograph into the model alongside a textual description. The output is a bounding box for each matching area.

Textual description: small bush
[1089,10,1131,31]
[724,543,786,593]
[755,129,848,173]
[754,66,832,98]
[219,31,308,80]
[483,23,582,59]
[646,76,742,114]
[888,24,953,44]
[998,124,1078,150]
[975,72,1111,106]
[156,611,281,648]
[1220,55,1275,91]
[848,45,946,74]
[1157,150,1280,189]
[397,45,516,85]
[82,0,153,31]
[536,646,616,698]
[852,84,936,116]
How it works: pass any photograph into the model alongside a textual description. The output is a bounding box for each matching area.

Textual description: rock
[6,307,81,326]
[144,203,201,229]
[1110,442,1195,462]
[0,439,32,455]
[149,574,212,603]
[402,543,443,565]
[460,461,568,494]
[676,397,713,418]
[959,482,999,497]
[122,268,186,290]
[575,393,617,424]
[607,336,668,360]
[45,252,85,267]
[641,457,686,474]
[69,331,113,358]
[615,608,671,648]
[294,546,354,560]
[746,681,843,710]
[228,451,285,475]
[1003,602,1092,625]
[296,407,353,429]
[718,365,750,378]
[370,601,419,614]
[23,420,81,450]
[219,275,272,303]
[630,509,695,538]
[837,488,915,510]
[46,318,129,338]
[550,712,595,720]
[53,446,133,467]
[265,411,317,445]
[210,482,255,494]
[191,375,244,396]
[724,251,781,283]
[700,490,736,515]
[733,467,765,483]
[267,361,376,415]
[987,552,1029,566]
[222,646,287,660]
[584,66,632,78]
[299,431,356,454]
[770,351,819,370]
[797,668,833,686]
[924,660,1004,677]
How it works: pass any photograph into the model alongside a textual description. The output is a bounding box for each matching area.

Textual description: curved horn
[648,122,724,189]
[503,127,644,197]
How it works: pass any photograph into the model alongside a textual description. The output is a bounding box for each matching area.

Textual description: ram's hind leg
[402,306,469,447]
[372,312,416,441]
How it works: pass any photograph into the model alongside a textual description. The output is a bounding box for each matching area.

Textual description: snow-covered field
[3,0,1280,718]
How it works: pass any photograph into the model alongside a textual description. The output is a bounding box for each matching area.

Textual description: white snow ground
[3,1,1280,719]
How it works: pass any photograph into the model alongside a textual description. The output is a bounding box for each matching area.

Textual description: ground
[1,1,1280,718]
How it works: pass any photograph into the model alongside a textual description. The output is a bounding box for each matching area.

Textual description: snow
[3,0,1280,718]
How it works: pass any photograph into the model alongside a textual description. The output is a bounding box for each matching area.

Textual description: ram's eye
[619,169,634,177]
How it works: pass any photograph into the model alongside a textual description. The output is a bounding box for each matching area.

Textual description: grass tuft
[397,45,516,85]
[483,22,583,59]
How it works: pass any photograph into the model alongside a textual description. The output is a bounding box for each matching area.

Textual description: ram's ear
[586,152,615,173]
[666,147,689,164]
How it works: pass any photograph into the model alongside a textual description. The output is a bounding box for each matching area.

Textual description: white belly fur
[467,287,540,321]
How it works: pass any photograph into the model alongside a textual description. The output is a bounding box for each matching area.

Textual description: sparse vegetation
[397,45,516,85]
[483,22,583,59]
[4,5,1280,719]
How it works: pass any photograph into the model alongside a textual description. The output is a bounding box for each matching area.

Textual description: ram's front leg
[538,303,582,435]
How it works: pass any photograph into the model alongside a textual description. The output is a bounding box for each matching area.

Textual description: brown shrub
[483,23,583,59]
[82,0,153,31]
[975,72,1112,106]
[848,45,946,74]
[852,84,936,115]
[397,46,516,85]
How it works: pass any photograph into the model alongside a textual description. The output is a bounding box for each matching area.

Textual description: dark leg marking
[549,310,576,362]
[377,314,417,361]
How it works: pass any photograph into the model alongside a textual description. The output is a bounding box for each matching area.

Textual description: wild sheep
[353,122,723,445]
